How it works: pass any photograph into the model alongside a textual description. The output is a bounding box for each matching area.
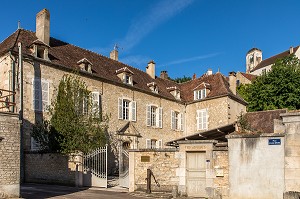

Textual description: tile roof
[251,46,300,72]
[0,29,244,104]
[244,109,287,133]
[240,72,257,81]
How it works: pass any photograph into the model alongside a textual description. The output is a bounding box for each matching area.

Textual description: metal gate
[83,145,107,188]
[119,149,129,188]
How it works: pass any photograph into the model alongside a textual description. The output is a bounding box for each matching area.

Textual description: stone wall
[24,152,76,186]
[0,112,20,198]
[129,149,180,192]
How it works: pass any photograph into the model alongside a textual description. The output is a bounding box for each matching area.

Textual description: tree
[237,55,300,112]
[171,75,192,83]
[32,74,108,153]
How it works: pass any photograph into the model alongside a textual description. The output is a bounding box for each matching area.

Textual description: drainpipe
[9,51,15,113]
[18,42,24,183]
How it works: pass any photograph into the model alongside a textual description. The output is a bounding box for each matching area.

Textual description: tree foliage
[31,74,108,153]
[237,55,300,112]
[170,75,192,83]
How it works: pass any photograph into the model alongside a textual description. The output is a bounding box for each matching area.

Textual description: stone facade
[0,112,20,198]
[24,152,76,185]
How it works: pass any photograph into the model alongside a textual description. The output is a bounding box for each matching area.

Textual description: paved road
[21,183,147,199]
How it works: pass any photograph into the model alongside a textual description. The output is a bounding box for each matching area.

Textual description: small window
[171,111,184,131]
[197,109,208,130]
[123,74,132,85]
[262,69,267,75]
[146,139,162,149]
[118,98,136,121]
[194,89,206,100]
[236,80,240,87]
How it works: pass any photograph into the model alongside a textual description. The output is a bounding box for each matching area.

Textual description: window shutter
[203,109,208,129]
[180,113,184,131]
[158,107,163,128]
[41,80,49,112]
[196,110,200,130]
[194,91,197,100]
[156,140,163,149]
[131,101,136,121]
[146,139,151,149]
[118,98,123,119]
[92,92,100,115]
[32,78,41,111]
[171,110,175,130]
[146,105,151,126]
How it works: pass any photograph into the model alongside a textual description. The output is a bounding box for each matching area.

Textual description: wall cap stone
[226,133,285,139]
[177,140,217,144]
[129,148,178,152]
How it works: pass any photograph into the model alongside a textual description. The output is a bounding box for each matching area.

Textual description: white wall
[228,135,284,199]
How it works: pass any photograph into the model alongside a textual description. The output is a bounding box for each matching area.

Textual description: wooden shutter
[118,98,123,119]
[156,140,163,149]
[203,109,208,129]
[180,113,184,131]
[171,110,175,130]
[158,107,163,128]
[194,90,197,100]
[146,105,151,126]
[146,139,151,149]
[41,80,49,112]
[92,92,100,115]
[196,110,200,130]
[131,101,136,121]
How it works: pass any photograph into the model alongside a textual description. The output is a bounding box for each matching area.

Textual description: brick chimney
[207,69,213,75]
[160,71,168,79]
[229,72,237,95]
[36,9,50,45]
[192,73,196,80]
[146,60,156,79]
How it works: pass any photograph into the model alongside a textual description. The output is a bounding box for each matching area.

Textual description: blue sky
[1,0,300,79]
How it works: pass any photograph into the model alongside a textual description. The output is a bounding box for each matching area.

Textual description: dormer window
[147,82,158,94]
[116,67,134,85]
[193,82,211,100]
[30,40,50,60]
[77,58,92,73]
[167,86,181,100]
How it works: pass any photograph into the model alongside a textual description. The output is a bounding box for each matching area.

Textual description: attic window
[147,82,158,93]
[167,86,181,100]
[116,67,134,85]
[77,58,92,73]
[30,40,50,60]
[193,82,211,101]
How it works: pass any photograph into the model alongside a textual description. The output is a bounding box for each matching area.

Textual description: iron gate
[83,145,107,188]
[119,149,129,188]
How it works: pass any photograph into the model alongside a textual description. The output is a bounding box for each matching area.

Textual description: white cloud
[119,0,194,51]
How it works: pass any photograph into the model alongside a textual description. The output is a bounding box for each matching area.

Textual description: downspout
[18,42,24,183]
[9,51,15,113]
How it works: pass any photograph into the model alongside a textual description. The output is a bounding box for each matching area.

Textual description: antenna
[18,20,21,29]
[114,44,119,51]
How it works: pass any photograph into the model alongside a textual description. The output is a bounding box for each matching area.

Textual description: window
[146,105,162,128]
[262,69,267,75]
[118,98,136,121]
[123,74,132,85]
[194,89,206,100]
[146,139,162,149]
[236,80,240,87]
[31,137,40,151]
[32,78,49,112]
[171,110,184,131]
[92,92,101,116]
[197,109,208,130]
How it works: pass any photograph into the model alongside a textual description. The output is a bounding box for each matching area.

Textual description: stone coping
[226,133,285,139]
[280,112,300,117]
[129,148,178,152]
[0,111,19,117]
[177,140,218,144]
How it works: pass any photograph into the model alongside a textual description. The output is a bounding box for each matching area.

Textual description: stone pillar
[129,151,135,192]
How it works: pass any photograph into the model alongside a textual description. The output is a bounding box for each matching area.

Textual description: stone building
[246,46,300,76]
[0,9,246,186]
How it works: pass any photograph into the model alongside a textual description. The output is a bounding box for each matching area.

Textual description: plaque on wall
[141,156,150,162]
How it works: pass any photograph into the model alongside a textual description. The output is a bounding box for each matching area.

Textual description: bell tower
[246,48,262,73]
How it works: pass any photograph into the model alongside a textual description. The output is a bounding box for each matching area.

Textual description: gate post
[146,168,151,194]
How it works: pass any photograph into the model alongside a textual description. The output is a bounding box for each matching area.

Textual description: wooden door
[186,152,206,197]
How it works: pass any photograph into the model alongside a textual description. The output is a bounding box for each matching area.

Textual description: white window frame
[171,110,184,131]
[194,89,206,100]
[146,139,163,149]
[32,78,49,112]
[146,105,162,128]
[196,109,208,130]
[118,98,136,121]
[123,74,132,85]
[91,91,101,116]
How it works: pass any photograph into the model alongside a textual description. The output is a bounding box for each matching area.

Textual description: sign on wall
[268,138,281,145]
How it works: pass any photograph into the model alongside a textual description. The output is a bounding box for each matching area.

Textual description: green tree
[238,55,300,112]
[171,75,192,83]
[32,74,108,153]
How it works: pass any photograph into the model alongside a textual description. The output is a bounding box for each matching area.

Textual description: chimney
[36,9,50,45]
[160,71,168,79]
[290,46,294,54]
[192,73,196,80]
[207,69,213,75]
[110,49,118,61]
[146,60,156,79]
[229,71,237,95]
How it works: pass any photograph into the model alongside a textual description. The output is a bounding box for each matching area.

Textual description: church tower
[246,48,262,73]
